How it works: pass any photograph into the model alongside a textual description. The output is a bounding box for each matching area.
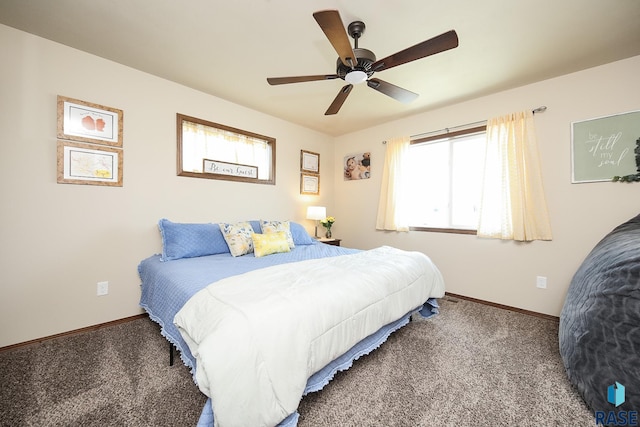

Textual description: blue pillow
[289,221,315,245]
[248,220,262,234]
[158,219,230,261]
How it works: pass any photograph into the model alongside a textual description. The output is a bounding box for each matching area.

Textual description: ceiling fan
[266,10,459,115]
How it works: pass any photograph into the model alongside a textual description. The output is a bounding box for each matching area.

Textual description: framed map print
[57,140,123,186]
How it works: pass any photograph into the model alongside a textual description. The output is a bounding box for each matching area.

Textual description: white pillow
[219,221,254,257]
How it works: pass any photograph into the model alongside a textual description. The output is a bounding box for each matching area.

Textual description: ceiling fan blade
[313,10,357,68]
[372,30,458,72]
[267,75,339,85]
[325,84,353,115]
[367,78,418,104]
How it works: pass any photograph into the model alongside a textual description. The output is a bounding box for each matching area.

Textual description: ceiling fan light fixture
[267,10,459,116]
[345,70,368,85]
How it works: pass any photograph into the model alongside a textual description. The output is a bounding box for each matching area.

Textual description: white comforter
[174,246,445,427]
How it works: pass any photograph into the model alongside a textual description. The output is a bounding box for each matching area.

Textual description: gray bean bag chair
[559,213,640,414]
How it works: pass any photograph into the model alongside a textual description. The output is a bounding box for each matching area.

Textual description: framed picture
[57,96,123,147]
[344,152,371,180]
[300,150,320,174]
[57,140,123,186]
[300,173,319,195]
[571,110,640,183]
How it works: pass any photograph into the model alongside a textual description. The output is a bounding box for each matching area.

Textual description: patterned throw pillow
[219,221,255,257]
[251,231,291,258]
[260,220,295,249]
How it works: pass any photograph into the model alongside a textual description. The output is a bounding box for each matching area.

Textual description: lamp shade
[306,206,326,221]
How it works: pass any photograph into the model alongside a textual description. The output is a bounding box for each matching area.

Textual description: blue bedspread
[139,241,359,371]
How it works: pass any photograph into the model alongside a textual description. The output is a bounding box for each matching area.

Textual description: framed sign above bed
[571,110,640,183]
[177,114,276,185]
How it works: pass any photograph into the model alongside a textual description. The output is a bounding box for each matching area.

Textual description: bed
[559,213,640,413]
[139,219,445,427]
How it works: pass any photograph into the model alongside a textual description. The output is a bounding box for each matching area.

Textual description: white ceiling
[1,0,639,137]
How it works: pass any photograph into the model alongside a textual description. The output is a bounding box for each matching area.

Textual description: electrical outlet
[97,281,109,296]
[536,276,547,289]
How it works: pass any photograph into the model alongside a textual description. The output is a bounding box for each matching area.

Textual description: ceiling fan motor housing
[336,48,377,81]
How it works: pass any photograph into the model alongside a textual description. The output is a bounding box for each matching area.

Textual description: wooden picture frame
[300,173,319,195]
[300,150,320,174]
[57,95,123,147]
[177,113,276,185]
[57,140,123,186]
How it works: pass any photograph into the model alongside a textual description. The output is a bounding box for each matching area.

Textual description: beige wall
[0,25,335,347]
[1,22,638,347]
[332,55,640,317]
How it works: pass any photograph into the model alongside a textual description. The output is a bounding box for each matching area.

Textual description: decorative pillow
[251,232,291,258]
[158,219,230,262]
[260,220,295,249]
[289,221,315,245]
[219,221,255,257]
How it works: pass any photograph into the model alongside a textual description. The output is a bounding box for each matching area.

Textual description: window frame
[176,113,276,185]
[407,125,486,235]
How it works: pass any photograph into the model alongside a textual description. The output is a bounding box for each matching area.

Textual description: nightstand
[318,238,341,247]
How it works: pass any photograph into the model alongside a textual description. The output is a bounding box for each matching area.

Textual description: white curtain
[181,121,270,179]
[477,111,552,241]
[376,136,410,231]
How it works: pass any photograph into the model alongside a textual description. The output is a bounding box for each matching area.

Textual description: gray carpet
[0,319,206,426]
[0,297,595,427]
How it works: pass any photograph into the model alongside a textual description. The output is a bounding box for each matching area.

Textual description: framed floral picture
[57,96,123,147]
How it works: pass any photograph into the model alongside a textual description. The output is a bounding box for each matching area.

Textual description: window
[177,114,275,185]
[406,126,486,233]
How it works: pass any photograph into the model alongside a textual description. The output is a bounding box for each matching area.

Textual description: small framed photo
[300,173,319,195]
[344,152,371,180]
[57,95,123,147]
[300,150,320,174]
[57,140,123,187]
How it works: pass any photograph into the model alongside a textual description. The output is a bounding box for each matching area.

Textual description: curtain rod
[382,106,547,143]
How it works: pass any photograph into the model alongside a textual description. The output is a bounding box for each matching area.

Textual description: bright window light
[406,131,486,230]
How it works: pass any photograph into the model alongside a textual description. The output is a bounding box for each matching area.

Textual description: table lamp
[306,206,326,238]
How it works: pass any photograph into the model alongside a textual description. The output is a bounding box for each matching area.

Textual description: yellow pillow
[251,231,291,258]
[260,219,295,248]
